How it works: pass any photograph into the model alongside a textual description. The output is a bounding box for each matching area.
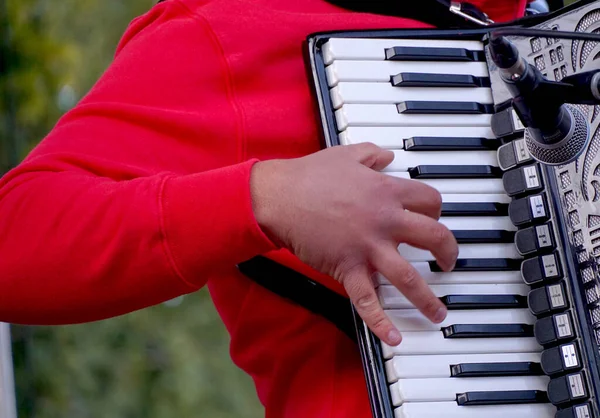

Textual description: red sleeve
[0,1,276,325]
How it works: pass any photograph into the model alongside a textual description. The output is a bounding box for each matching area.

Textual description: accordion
[305,1,600,417]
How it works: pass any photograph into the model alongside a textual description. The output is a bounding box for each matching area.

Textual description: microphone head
[524,104,590,165]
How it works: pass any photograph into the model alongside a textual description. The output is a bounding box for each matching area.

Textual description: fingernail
[433,306,447,323]
[387,329,402,346]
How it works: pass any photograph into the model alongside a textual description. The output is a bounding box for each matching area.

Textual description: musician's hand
[250,143,458,346]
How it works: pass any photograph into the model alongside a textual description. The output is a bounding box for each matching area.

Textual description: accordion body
[306,1,600,417]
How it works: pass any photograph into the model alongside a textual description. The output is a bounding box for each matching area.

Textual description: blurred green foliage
[2,1,263,417]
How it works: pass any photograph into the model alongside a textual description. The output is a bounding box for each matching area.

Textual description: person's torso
[182,1,526,416]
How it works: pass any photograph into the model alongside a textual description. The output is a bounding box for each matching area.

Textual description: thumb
[338,143,394,171]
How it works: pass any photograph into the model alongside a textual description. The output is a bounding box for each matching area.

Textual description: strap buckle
[449,1,495,26]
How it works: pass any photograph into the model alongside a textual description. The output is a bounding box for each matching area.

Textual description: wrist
[250,159,288,249]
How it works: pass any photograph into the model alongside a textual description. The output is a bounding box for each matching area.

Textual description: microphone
[489,35,591,165]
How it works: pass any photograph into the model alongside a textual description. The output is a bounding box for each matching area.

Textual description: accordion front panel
[307,2,600,418]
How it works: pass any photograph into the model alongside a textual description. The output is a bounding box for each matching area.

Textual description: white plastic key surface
[389,376,549,405]
[378,283,529,309]
[438,216,517,231]
[335,104,493,130]
[394,402,555,418]
[385,150,498,171]
[387,173,504,194]
[387,308,535,332]
[385,352,541,380]
[381,332,542,358]
[338,126,495,148]
[322,38,484,64]
[325,60,489,86]
[398,243,520,261]
[375,264,522,286]
[440,193,511,203]
[330,82,493,109]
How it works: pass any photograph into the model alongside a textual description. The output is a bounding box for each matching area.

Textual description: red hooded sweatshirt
[0,0,527,416]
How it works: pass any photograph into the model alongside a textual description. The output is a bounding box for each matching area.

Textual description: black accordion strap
[321,0,492,28]
[237,256,357,343]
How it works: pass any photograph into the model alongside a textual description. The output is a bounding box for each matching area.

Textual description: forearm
[0,158,274,325]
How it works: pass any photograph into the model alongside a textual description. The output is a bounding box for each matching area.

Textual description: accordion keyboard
[324,36,557,418]
[309,10,600,413]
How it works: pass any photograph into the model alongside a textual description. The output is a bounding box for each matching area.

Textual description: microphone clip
[508,66,600,135]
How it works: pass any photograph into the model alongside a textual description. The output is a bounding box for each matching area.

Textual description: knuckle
[431,224,452,246]
[419,186,442,213]
[358,142,380,153]
[400,267,420,289]
[421,297,441,316]
[376,174,400,195]
[335,256,364,280]
[354,292,378,312]
[369,311,389,332]
[429,188,443,210]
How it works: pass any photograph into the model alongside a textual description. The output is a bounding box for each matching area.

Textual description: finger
[373,245,447,324]
[386,175,443,220]
[394,210,458,272]
[343,264,402,346]
[338,143,395,171]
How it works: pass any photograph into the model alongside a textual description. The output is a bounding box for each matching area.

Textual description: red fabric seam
[157,174,198,289]
[174,0,248,164]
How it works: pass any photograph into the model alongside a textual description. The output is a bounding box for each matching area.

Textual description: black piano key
[442,324,534,338]
[408,165,500,179]
[385,46,485,62]
[440,294,527,310]
[390,72,491,87]
[430,258,521,272]
[456,390,549,406]
[397,101,494,114]
[442,202,508,216]
[452,230,515,244]
[403,136,500,151]
[450,362,543,377]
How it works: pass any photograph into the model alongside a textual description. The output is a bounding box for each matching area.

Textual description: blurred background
[0,1,264,417]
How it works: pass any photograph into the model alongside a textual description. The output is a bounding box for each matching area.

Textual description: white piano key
[438,216,516,231]
[394,402,556,418]
[385,150,498,171]
[322,38,484,64]
[325,60,489,86]
[335,104,492,129]
[385,352,541,380]
[387,173,504,194]
[378,284,529,309]
[330,83,493,109]
[382,332,541,358]
[440,193,511,203]
[338,126,495,148]
[375,264,522,286]
[388,309,535,332]
[398,243,520,261]
[390,376,549,405]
